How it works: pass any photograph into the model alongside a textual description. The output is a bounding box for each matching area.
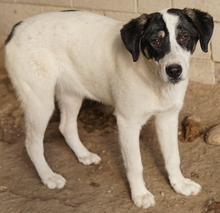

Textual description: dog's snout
[166,64,182,79]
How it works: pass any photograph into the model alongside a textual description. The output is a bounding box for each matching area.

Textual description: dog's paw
[78,153,101,165]
[42,172,66,189]
[132,191,155,209]
[171,178,201,196]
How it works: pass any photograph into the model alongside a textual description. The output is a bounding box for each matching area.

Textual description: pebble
[107,187,113,193]
[206,124,220,145]
[0,186,8,192]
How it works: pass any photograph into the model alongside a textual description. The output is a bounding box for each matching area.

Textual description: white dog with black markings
[5,8,213,209]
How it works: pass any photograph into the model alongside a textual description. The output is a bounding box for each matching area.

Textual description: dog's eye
[152,38,161,46]
[180,35,188,42]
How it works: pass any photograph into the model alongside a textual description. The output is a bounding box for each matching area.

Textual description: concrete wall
[0,0,219,84]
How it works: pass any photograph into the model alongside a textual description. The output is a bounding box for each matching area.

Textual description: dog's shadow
[50,100,169,192]
[77,100,169,187]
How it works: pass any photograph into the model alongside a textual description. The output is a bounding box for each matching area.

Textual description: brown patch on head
[183,8,196,20]
[138,14,149,26]
[158,30,165,38]
[191,43,197,53]
[143,48,150,59]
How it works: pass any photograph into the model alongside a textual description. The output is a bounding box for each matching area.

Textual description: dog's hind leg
[56,91,101,165]
[18,82,67,189]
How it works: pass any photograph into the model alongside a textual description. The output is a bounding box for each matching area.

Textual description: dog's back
[5,11,126,105]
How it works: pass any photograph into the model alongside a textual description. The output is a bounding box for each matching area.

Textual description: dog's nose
[166,64,182,79]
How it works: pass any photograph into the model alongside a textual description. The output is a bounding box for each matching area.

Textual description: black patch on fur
[120,14,150,62]
[168,8,214,52]
[121,13,170,62]
[5,21,23,45]
[140,13,170,61]
[61,10,78,12]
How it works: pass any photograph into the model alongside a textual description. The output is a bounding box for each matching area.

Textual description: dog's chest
[159,85,180,105]
[145,83,186,114]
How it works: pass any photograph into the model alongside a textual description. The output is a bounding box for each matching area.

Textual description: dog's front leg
[117,114,155,209]
[155,109,201,196]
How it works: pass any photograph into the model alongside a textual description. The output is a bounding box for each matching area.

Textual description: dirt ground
[1,53,220,213]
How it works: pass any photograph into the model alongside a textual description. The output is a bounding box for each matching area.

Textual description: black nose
[166,64,182,79]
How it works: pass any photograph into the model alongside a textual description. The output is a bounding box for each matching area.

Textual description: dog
[5,8,214,209]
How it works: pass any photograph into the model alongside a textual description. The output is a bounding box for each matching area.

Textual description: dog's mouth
[168,77,182,85]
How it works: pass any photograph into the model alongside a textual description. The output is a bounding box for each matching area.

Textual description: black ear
[120,14,150,62]
[183,8,214,52]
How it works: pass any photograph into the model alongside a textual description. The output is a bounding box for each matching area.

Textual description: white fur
[5,10,201,209]
[159,11,191,82]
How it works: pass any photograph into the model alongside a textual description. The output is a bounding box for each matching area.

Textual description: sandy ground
[1,57,220,213]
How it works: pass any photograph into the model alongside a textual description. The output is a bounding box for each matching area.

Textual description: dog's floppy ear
[120,14,150,62]
[183,8,214,52]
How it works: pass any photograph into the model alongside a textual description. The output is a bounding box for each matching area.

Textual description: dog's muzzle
[166,64,182,84]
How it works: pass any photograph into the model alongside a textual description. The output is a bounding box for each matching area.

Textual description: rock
[205,124,220,145]
[179,116,203,142]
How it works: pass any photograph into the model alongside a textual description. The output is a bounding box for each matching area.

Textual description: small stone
[191,172,199,178]
[160,191,165,196]
[89,182,100,187]
[0,186,8,192]
[206,124,220,145]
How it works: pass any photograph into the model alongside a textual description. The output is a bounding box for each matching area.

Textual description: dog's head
[121,8,214,84]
